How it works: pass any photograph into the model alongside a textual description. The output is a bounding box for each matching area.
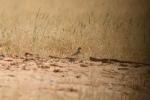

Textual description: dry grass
[0,0,150,63]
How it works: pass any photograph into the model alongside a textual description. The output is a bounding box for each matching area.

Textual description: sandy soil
[0,54,150,100]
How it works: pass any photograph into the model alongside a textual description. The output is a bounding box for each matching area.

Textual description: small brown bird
[24,52,33,57]
[71,47,81,56]
[0,54,5,60]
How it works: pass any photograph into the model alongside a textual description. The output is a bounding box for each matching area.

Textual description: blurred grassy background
[0,0,149,63]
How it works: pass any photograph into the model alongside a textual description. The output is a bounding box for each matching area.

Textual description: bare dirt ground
[0,54,150,100]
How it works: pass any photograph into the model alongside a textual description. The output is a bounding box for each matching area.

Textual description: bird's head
[78,47,81,51]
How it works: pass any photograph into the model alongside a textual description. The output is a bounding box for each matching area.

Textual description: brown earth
[0,54,150,100]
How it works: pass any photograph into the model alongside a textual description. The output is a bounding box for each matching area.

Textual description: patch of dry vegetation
[0,0,150,63]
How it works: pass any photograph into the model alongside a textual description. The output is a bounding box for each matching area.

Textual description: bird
[71,47,81,56]
[24,52,33,57]
[0,54,5,60]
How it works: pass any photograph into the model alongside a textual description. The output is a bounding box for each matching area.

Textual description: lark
[71,47,81,56]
